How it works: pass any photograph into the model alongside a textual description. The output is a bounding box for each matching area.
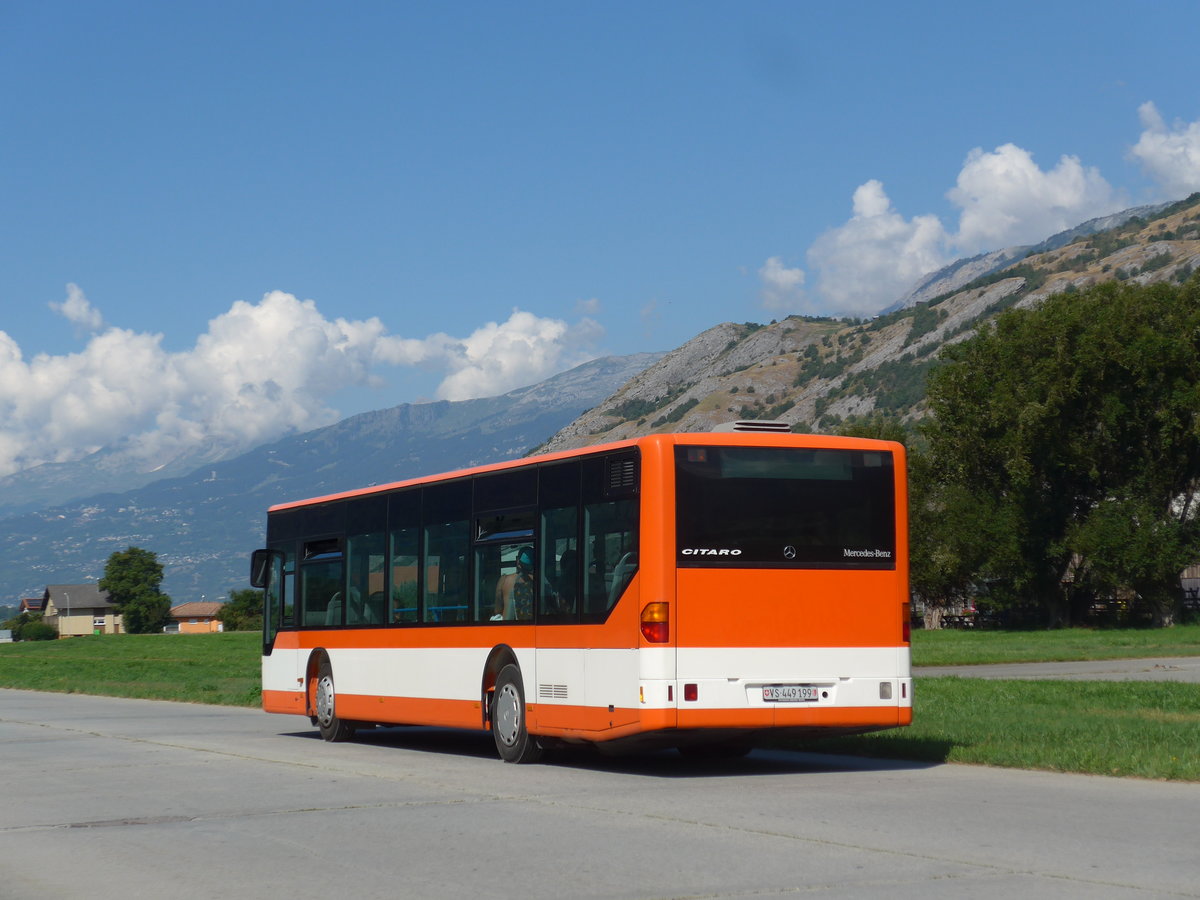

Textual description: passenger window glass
[300,541,344,627]
[583,499,637,621]
[476,541,535,622]
[425,519,469,623]
[390,525,419,624]
[540,507,579,620]
[267,543,295,634]
[347,531,387,625]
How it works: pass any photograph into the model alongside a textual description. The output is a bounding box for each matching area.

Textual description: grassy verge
[0,632,261,707]
[785,677,1200,781]
[911,623,1200,666]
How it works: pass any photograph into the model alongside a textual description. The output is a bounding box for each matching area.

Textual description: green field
[2,627,1198,779]
[0,632,262,707]
[911,623,1200,666]
[782,678,1200,781]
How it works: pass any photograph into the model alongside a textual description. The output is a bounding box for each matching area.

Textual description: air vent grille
[538,684,569,699]
[604,453,638,496]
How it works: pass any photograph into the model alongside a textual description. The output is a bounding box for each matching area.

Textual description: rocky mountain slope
[540,194,1200,452]
[888,201,1172,311]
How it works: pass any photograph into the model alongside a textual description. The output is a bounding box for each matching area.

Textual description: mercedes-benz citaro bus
[250,421,912,762]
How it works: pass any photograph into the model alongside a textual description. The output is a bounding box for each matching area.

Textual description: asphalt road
[915,655,1200,682]
[2,689,1197,899]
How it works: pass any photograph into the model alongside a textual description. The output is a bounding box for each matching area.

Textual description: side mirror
[249,549,277,588]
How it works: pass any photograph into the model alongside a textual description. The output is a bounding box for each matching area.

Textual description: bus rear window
[675,446,896,568]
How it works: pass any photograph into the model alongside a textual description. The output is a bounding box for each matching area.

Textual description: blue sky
[3,1,1200,478]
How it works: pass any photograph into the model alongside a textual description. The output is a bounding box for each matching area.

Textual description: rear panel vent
[539,684,569,699]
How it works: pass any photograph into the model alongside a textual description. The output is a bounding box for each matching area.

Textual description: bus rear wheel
[315,660,356,742]
[491,665,543,764]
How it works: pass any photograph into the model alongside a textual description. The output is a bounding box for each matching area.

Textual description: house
[18,597,45,615]
[167,601,224,634]
[42,584,123,636]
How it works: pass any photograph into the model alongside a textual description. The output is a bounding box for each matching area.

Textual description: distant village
[1,585,223,641]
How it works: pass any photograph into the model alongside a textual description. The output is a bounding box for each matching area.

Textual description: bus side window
[265,544,295,634]
[540,507,578,620]
[300,539,344,627]
[262,545,289,645]
[425,521,469,623]
[390,491,421,625]
[475,541,535,621]
[423,482,471,624]
[475,544,503,621]
[347,530,386,625]
[583,498,638,619]
[346,496,387,626]
[390,525,420,624]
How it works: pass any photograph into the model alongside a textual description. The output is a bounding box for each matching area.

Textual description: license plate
[762,685,819,702]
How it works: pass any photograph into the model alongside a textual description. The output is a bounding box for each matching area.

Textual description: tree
[920,276,1200,626]
[2,611,57,641]
[218,589,264,632]
[98,546,172,634]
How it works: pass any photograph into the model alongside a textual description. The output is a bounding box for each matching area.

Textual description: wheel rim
[493,682,521,747]
[316,674,335,728]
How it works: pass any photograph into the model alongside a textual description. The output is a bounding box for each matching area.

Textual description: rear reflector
[684,683,698,702]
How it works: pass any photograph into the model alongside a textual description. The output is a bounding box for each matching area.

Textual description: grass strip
[911,623,1200,666]
[784,677,1200,781]
[0,632,261,707]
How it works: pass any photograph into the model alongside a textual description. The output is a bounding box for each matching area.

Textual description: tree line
[850,274,1200,628]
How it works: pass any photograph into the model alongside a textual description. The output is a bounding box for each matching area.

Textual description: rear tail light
[640,602,669,643]
[902,601,911,643]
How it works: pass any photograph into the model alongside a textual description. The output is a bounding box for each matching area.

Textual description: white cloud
[49,283,104,331]
[0,288,603,478]
[432,310,603,402]
[948,143,1119,253]
[758,256,806,312]
[763,135,1127,317]
[802,180,951,317]
[1130,102,1200,200]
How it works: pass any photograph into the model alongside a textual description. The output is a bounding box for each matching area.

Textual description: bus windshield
[674,445,896,568]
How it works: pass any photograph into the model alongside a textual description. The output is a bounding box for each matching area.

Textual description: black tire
[314,659,356,742]
[491,664,543,763]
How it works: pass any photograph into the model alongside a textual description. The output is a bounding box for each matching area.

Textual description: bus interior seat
[607,552,637,608]
[324,593,343,626]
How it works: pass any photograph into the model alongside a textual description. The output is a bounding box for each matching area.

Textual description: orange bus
[250,423,911,762]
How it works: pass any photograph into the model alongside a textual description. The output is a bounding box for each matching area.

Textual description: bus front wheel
[491,665,543,764]
[315,660,356,742]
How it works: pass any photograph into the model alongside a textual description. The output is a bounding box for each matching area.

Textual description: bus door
[534,455,642,733]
